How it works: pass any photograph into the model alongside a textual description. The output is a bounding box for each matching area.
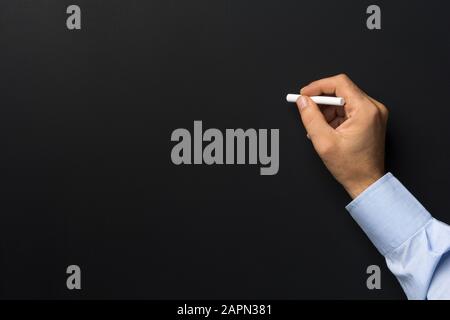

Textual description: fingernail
[298,96,308,109]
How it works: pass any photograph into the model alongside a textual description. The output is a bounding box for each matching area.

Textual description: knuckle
[337,73,350,82]
[317,140,335,156]
[380,103,389,117]
[369,105,380,115]
[367,105,382,120]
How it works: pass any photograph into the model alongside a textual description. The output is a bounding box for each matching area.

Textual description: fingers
[301,74,366,103]
[296,96,334,142]
[367,95,389,120]
[319,105,338,122]
[318,105,345,129]
[329,117,345,129]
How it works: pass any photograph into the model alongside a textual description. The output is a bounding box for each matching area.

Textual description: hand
[296,74,388,199]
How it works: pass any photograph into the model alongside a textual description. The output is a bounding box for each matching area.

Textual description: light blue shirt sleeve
[346,172,450,300]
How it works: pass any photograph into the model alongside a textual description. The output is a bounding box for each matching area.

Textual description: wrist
[344,173,385,199]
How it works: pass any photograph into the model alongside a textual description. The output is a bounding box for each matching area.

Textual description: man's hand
[296,74,388,199]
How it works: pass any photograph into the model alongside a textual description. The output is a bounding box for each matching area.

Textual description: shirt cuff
[345,172,432,256]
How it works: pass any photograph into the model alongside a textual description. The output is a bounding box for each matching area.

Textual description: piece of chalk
[286,94,345,106]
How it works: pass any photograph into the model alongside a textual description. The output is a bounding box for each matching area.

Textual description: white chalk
[286,94,345,107]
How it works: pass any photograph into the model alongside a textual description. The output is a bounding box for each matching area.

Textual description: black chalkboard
[0,0,449,299]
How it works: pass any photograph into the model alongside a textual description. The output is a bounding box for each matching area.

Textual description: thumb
[296,96,333,141]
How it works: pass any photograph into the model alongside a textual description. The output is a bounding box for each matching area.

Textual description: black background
[0,0,449,299]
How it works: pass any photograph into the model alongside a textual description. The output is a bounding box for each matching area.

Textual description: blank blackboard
[0,0,449,299]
